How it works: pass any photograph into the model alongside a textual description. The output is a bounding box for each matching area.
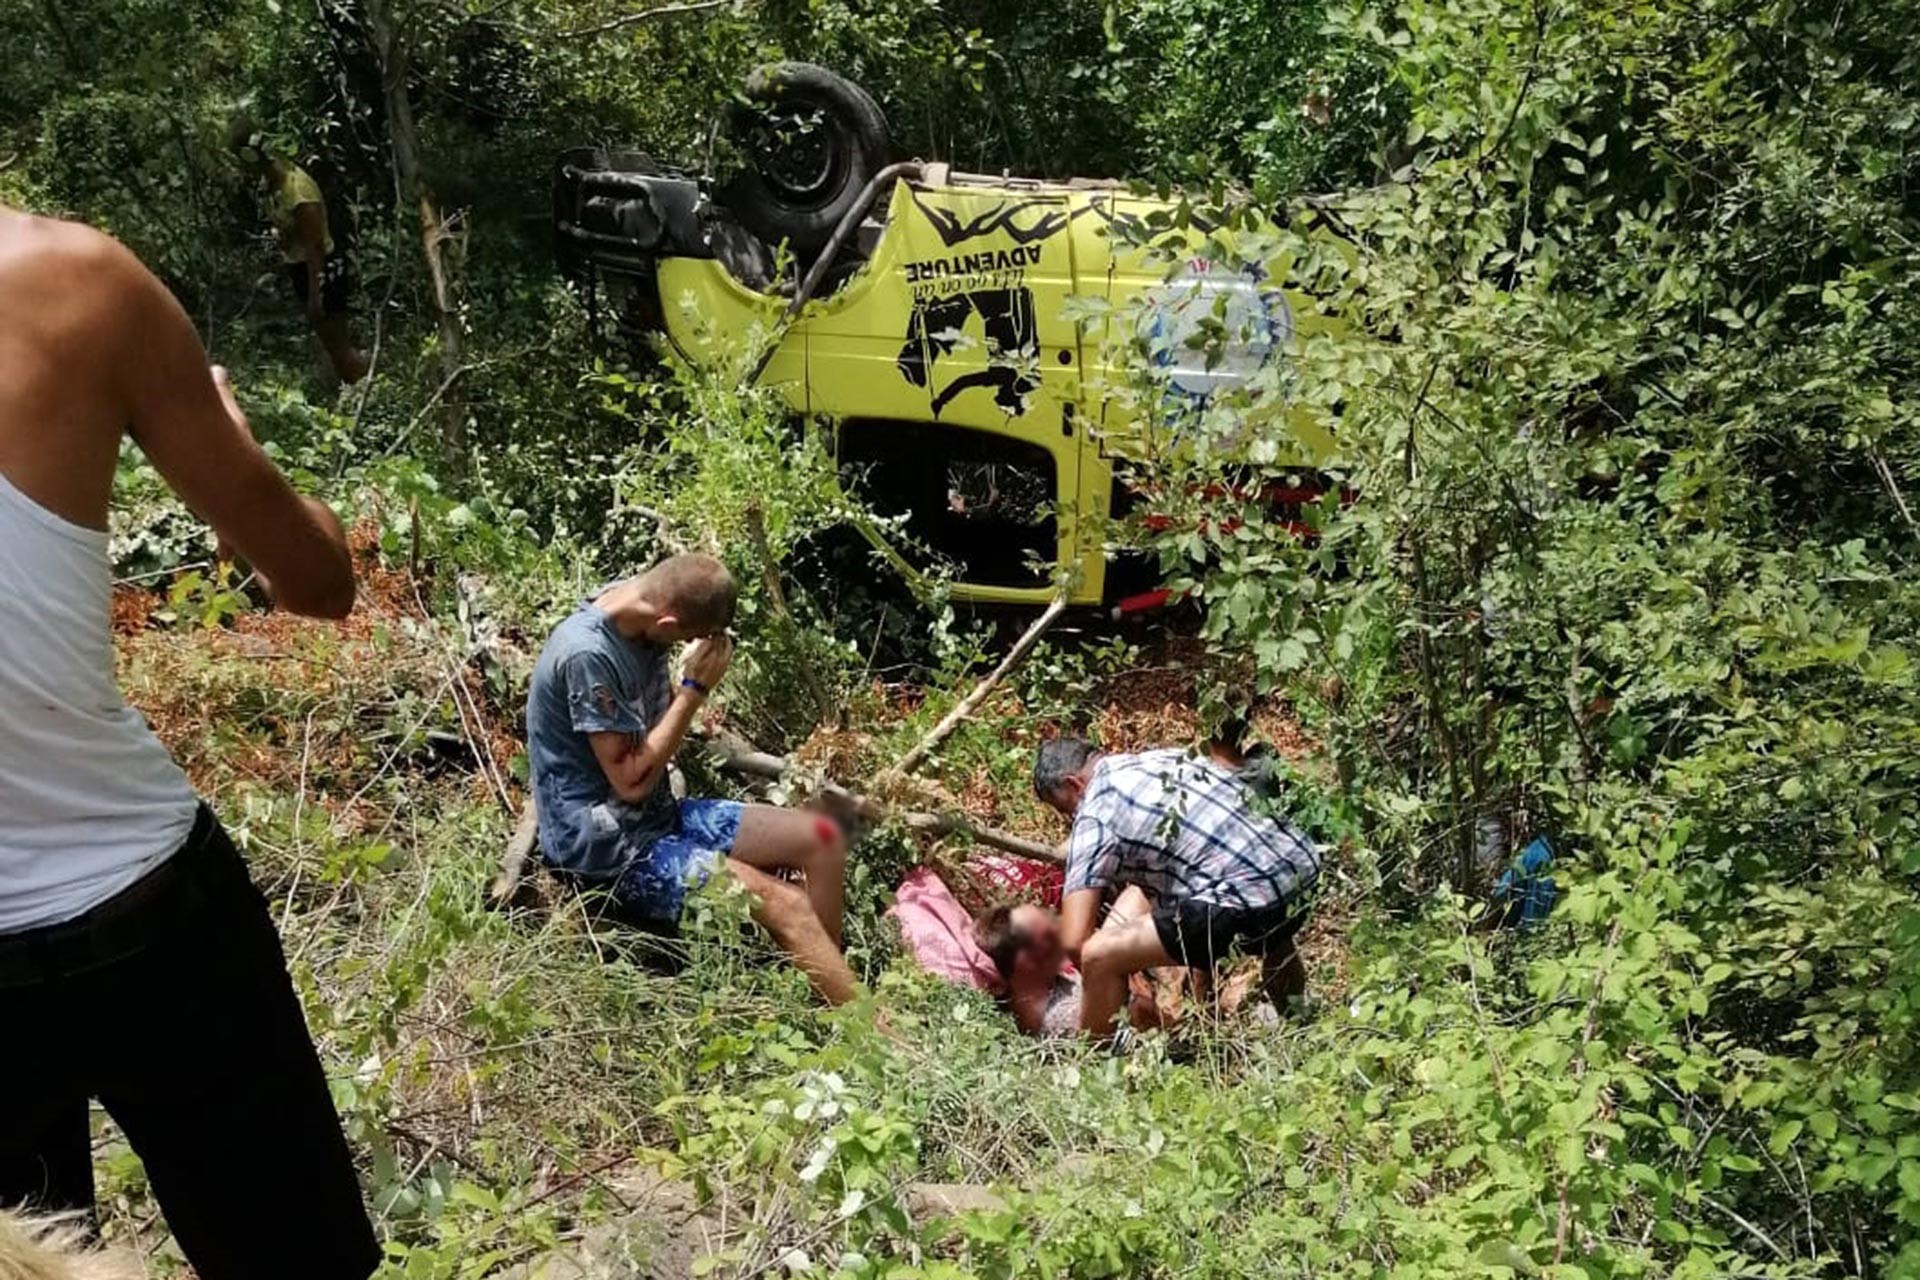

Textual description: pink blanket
[890,867,1004,995]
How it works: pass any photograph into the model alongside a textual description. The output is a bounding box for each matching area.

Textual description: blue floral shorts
[611,799,745,926]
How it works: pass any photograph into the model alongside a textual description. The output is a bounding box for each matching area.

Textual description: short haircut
[973,904,1026,981]
[1033,735,1098,800]
[635,553,738,634]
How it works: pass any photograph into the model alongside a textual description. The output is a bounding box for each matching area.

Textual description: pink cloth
[890,867,1004,995]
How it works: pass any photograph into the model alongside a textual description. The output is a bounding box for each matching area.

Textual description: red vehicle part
[1117,483,1355,615]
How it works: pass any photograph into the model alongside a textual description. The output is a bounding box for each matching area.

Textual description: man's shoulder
[1100,748,1191,784]
[537,607,607,665]
[0,213,144,308]
[535,607,652,681]
[0,213,159,429]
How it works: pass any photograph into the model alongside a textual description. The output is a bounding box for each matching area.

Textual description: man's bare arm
[587,688,706,804]
[1060,887,1103,961]
[114,248,355,618]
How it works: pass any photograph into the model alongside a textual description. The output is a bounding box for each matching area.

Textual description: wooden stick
[887,593,1067,780]
[489,798,540,904]
[692,729,1063,864]
[556,0,729,39]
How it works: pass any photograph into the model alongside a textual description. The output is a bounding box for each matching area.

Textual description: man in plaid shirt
[1035,737,1320,1035]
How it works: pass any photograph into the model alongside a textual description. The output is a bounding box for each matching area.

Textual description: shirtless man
[0,208,374,1277]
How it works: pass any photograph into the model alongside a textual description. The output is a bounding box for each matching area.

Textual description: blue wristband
[680,676,709,696]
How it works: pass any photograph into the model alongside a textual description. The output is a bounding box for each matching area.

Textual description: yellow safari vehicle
[555,64,1339,610]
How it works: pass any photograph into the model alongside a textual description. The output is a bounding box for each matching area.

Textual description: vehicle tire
[722,62,891,255]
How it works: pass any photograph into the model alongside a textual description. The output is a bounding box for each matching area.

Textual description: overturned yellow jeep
[555,64,1340,611]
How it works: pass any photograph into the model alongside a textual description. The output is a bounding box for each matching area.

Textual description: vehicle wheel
[722,62,891,255]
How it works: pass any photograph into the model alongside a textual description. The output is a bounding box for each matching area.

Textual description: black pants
[0,808,379,1280]
[286,254,353,315]
[1151,896,1306,971]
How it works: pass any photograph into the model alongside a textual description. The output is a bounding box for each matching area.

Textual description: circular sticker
[1140,259,1294,405]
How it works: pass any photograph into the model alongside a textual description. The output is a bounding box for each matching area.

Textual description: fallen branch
[489,799,540,905]
[557,0,730,38]
[885,593,1067,781]
[694,728,1062,863]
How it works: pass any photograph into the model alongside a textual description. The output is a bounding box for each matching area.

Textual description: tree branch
[885,594,1067,781]
[695,728,1062,862]
[746,503,837,724]
[487,796,541,908]
[556,0,732,39]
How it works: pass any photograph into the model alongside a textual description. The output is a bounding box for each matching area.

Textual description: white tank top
[0,468,197,933]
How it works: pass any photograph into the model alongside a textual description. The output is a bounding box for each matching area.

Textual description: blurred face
[231,133,269,173]
[1009,904,1063,977]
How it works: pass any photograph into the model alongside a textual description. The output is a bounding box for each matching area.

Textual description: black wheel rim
[746,97,844,203]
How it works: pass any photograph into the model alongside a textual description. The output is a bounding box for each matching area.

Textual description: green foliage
[1089,0,1920,1271]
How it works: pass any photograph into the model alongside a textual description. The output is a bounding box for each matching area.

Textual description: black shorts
[1152,896,1306,971]
[287,254,353,315]
[0,807,378,1280]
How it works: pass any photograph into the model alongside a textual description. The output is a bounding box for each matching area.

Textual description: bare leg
[1106,884,1153,927]
[729,805,847,947]
[313,313,369,384]
[1078,915,1176,1037]
[1105,887,1183,1030]
[725,862,858,1006]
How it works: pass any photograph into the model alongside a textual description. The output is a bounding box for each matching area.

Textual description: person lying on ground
[526,556,860,1005]
[0,205,374,1278]
[973,886,1170,1038]
[228,118,370,385]
[1035,736,1322,1037]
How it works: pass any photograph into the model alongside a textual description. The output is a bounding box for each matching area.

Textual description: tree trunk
[36,0,86,75]
[364,0,468,477]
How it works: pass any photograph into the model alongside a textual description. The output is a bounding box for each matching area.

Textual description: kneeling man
[527,555,858,1004]
[1035,737,1320,1035]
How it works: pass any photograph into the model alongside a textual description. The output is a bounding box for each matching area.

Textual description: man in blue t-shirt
[526,554,857,1004]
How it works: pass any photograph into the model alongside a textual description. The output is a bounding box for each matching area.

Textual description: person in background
[0,205,373,1278]
[525,555,861,1006]
[1477,835,1557,932]
[227,119,370,384]
[1035,736,1322,1037]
